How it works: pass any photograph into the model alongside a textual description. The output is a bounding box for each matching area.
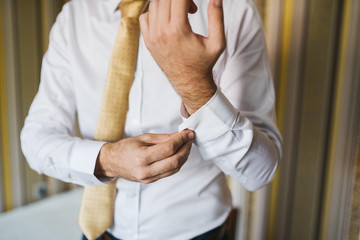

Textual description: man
[21,0,282,239]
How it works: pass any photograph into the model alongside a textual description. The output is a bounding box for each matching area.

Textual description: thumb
[206,0,225,51]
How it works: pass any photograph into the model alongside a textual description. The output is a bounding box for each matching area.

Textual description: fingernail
[215,0,222,7]
[187,131,195,140]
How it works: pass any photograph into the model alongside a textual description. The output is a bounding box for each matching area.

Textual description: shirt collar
[105,0,150,14]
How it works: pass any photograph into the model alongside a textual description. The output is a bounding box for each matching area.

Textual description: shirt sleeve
[20,3,105,186]
[179,1,282,191]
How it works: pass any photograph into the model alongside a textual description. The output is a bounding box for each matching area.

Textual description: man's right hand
[94,130,194,184]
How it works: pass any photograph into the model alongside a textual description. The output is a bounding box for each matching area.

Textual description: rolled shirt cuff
[179,89,239,144]
[68,139,107,186]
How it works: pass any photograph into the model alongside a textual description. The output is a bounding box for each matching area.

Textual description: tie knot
[119,0,149,19]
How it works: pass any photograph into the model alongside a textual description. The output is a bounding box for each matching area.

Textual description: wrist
[94,142,116,178]
[181,81,217,115]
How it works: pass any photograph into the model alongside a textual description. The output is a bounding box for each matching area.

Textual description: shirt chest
[66,5,210,139]
[72,33,184,138]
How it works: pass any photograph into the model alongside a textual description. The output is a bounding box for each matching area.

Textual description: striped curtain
[0,0,71,211]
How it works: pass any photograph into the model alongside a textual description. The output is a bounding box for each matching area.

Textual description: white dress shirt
[21,0,282,239]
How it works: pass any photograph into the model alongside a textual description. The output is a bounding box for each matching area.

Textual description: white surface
[0,188,83,240]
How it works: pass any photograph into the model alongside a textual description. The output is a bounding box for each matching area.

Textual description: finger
[206,0,225,51]
[139,132,176,144]
[171,0,191,25]
[148,0,159,33]
[141,168,179,184]
[148,140,192,177]
[139,13,149,40]
[146,130,194,163]
[158,0,172,26]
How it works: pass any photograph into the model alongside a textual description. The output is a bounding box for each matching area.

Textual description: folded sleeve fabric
[179,1,282,191]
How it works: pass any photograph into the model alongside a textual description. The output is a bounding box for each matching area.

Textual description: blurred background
[0,0,359,239]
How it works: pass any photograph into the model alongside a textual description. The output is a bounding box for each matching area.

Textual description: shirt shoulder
[194,0,262,35]
[58,0,110,23]
[65,0,102,10]
[223,0,262,25]
[52,0,115,43]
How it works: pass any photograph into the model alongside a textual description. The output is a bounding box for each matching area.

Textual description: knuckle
[172,21,184,32]
[136,169,149,181]
[178,133,186,144]
[159,28,168,38]
[140,179,152,184]
[142,155,150,165]
[159,35,167,45]
[143,133,151,138]
[166,143,176,155]
[141,133,152,142]
[154,32,162,42]
[171,158,180,170]
[168,26,180,38]
[135,155,147,167]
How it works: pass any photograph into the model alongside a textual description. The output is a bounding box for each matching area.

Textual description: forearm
[21,119,106,186]
[175,74,217,115]
[140,0,225,116]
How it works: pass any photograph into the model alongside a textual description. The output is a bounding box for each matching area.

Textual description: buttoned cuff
[69,139,107,185]
[179,89,239,144]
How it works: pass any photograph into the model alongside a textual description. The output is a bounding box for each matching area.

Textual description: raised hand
[140,0,225,115]
[94,130,194,184]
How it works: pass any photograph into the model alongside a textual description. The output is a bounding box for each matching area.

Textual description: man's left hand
[140,0,225,115]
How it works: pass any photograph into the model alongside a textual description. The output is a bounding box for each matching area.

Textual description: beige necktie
[78,1,149,239]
